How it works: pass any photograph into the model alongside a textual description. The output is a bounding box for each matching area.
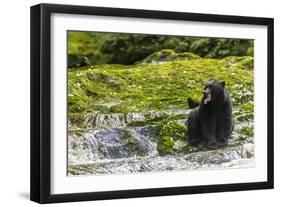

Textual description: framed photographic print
[30,3,274,203]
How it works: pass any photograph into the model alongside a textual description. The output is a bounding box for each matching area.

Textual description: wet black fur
[187,80,234,149]
[187,97,200,108]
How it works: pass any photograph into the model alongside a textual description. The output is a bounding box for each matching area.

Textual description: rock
[68,109,191,130]
[68,126,158,165]
[184,144,254,165]
[173,140,187,151]
[157,120,191,155]
[242,143,255,158]
[137,49,201,64]
[224,56,254,70]
[68,54,90,68]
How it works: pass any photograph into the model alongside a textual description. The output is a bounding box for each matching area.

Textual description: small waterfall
[126,113,146,123]
[68,134,99,165]
[95,114,126,128]
[129,127,158,156]
[68,126,159,165]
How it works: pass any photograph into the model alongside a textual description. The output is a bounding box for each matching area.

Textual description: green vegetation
[224,56,254,70]
[157,121,191,155]
[238,125,254,143]
[68,32,253,66]
[68,130,84,138]
[233,103,254,122]
[137,49,201,64]
[68,55,254,114]
[121,129,147,156]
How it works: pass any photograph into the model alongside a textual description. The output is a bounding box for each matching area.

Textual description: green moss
[239,125,254,137]
[226,141,243,148]
[224,56,254,70]
[239,56,254,70]
[234,103,254,122]
[227,124,254,147]
[121,129,146,156]
[68,113,87,129]
[159,121,186,140]
[67,55,254,116]
[231,83,254,105]
[157,121,191,155]
[68,129,85,137]
[157,136,175,155]
[138,49,201,64]
[238,125,254,142]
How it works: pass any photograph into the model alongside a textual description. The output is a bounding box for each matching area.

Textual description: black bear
[187,80,233,149]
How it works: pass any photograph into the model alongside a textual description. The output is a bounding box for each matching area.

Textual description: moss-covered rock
[67,54,254,115]
[233,103,254,122]
[68,54,90,68]
[121,129,147,156]
[137,49,201,64]
[157,121,191,155]
[157,136,175,155]
[238,125,254,143]
[127,114,187,127]
[224,56,254,70]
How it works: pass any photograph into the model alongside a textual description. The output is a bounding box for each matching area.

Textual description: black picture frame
[30,3,274,204]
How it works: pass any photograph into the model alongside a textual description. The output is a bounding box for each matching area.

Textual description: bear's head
[203,80,226,105]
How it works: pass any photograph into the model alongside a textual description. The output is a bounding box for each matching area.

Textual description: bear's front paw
[207,140,219,150]
[217,138,228,148]
[188,138,201,146]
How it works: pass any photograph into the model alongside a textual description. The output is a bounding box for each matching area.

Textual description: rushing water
[68,110,254,176]
[68,144,254,176]
[68,109,191,130]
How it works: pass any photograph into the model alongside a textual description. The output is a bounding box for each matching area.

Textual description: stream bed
[67,110,254,176]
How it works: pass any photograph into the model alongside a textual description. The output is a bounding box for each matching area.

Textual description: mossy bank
[68,52,254,115]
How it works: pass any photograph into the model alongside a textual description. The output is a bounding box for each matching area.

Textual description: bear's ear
[220,81,225,88]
